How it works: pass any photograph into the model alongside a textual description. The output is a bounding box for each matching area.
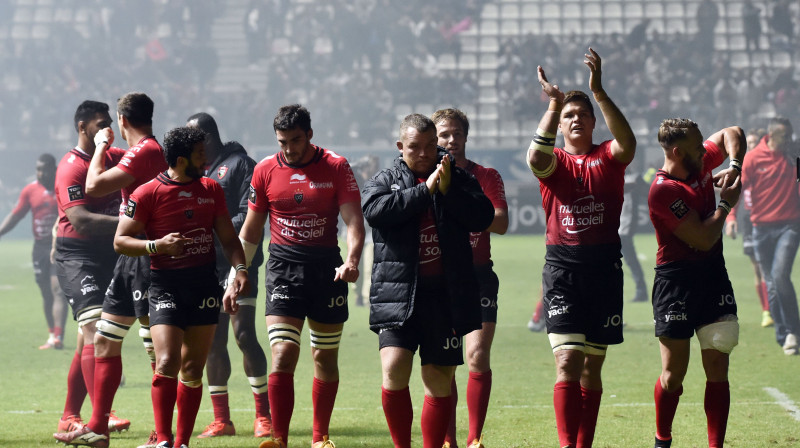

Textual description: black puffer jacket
[362,152,494,336]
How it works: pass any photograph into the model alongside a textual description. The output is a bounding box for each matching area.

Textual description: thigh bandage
[697,315,739,354]
[268,323,301,347]
[548,333,586,353]
[96,319,131,342]
[309,329,342,349]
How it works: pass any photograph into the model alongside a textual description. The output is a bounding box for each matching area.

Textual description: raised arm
[585,48,636,164]
[527,66,563,177]
[707,126,746,187]
[86,128,135,197]
[673,176,742,251]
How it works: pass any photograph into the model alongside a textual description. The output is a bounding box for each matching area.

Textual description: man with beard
[648,119,744,448]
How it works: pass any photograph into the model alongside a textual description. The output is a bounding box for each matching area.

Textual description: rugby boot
[258,436,286,448]
[654,435,672,447]
[136,430,159,448]
[58,415,86,432]
[254,416,273,438]
[312,435,336,448]
[40,334,58,350]
[108,410,131,432]
[762,310,774,328]
[197,420,235,438]
[53,425,109,447]
[467,435,485,448]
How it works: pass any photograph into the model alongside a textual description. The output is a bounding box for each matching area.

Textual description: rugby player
[527,48,636,448]
[433,108,508,448]
[648,119,744,448]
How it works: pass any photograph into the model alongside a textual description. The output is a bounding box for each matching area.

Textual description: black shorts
[653,261,737,339]
[378,284,463,366]
[32,239,52,288]
[149,264,222,329]
[475,263,499,323]
[542,262,624,345]
[56,256,115,322]
[265,258,348,324]
[103,255,151,318]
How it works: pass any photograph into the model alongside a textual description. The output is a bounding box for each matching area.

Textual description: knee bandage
[697,316,739,354]
[248,375,269,394]
[548,333,587,353]
[208,385,228,396]
[179,377,203,388]
[76,306,102,328]
[309,329,342,349]
[268,323,301,347]
[584,341,608,356]
[96,319,131,342]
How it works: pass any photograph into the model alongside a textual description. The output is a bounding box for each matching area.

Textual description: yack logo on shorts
[154,293,177,311]
[270,285,290,302]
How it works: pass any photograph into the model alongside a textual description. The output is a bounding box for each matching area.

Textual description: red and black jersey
[465,161,507,266]
[649,140,726,266]
[248,145,361,262]
[126,173,228,271]
[116,136,167,216]
[55,147,125,247]
[537,140,628,266]
[741,135,800,225]
[12,181,58,240]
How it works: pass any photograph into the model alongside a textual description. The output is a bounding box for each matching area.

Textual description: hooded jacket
[362,151,494,336]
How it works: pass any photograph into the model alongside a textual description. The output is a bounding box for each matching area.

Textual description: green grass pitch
[0,235,798,447]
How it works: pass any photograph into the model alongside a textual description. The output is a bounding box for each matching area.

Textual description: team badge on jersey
[185,209,194,219]
[217,166,228,179]
[68,185,84,201]
[124,199,136,218]
[294,189,303,204]
[248,185,256,204]
[669,198,689,219]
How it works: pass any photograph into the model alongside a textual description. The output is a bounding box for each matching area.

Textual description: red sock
[268,372,294,442]
[174,380,203,447]
[312,378,339,442]
[533,300,544,322]
[152,374,178,444]
[54,326,63,339]
[443,377,458,446]
[210,392,230,423]
[577,387,602,448]
[254,391,270,419]
[758,280,769,311]
[63,350,87,418]
[654,377,682,441]
[87,356,122,434]
[381,386,413,448]
[421,395,453,448]
[705,381,730,448]
[467,370,491,443]
[80,344,95,403]
[553,381,581,448]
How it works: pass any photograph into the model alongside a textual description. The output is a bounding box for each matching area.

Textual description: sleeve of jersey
[482,168,508,210]
[126,188,151,224]
[59,168,90,208]
[336,160,362,206]
[600,140,629,167]
[11,186,32,215]
[247,165,269,213]
[107,147,127,164]
[702,140,725,170]
[649,181,689,233]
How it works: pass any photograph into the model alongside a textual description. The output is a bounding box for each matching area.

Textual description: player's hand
[537,66,564,104]
[725,220,737,239]
[157,232,193,256]
[425,166,441,195]
[713,166,739,188]
[719,172,742,207]
[584,47,603,94]
[93,127,114,148]
[222,283,240,315]
[334,262,359,283]
[438,155,451,195]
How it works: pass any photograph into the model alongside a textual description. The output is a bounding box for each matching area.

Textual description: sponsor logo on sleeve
[669,198,689,219]
[124,199,137,218]
[68,185,84,201]
[249,185,257,204]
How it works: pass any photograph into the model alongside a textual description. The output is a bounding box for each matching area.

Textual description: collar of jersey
[277,145,322,168]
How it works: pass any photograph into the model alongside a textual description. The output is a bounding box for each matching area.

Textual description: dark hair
[768,116,792,134]
[657,118,699,149]
[399,114,436,140]
[117,92,154,127]
[186,112,220,141]
[37,153,56,167]
[163,127,207,167]
[273,104,311,132]
[563,91,594,118]
[431,108,470,137]
[73,100,109,132]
